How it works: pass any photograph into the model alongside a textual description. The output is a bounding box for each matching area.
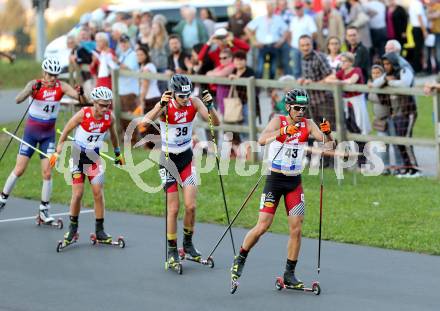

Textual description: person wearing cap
[0,57,83,224]
[141,74,221,269]
[116,34,139,144]
[198,28,250,67]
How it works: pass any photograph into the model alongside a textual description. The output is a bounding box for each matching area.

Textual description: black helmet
[285,88,309,105]
[169,74,193,94]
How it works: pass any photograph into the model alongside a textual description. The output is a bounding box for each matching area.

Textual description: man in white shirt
[364,0,386,61]
[245,0,289,79]
[289,1,317,79]
[408,0,428,73]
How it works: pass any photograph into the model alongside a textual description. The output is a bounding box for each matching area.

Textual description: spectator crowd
[65,0,440,178]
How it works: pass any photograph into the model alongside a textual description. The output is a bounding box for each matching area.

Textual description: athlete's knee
[14,166,25,177]
[289,225,302,240]
[71,190,83,203]
[168,203,179,218]
[91,188,103,201]
[184,203,196,214]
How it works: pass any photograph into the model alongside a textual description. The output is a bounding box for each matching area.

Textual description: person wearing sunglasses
[143,74,220,269]
[0,57,83,225]
[51,86,124,248]
[230,88,333,293]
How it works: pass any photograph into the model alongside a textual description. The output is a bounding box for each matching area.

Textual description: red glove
[280,125,299,136]
[320,120,331,135]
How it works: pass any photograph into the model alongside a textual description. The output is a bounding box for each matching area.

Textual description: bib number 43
[285,148,298,158]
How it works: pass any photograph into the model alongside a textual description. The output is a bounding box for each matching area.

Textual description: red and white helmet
[90,86,113,101]
[41,57,62,75]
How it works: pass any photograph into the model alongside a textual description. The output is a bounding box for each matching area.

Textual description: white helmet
[90,86,113,101]
[41,57,62,75]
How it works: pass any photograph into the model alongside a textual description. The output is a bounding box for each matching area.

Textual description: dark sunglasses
[98,103,111,108]
[176,93,190,99]
[47,73,59,78]
[290,105,306,112]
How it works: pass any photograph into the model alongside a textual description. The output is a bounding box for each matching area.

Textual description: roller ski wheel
[275,277,321,295]
[165,260,183,275]
[36,216,63,230]
[56,232,79,253]
[178,248,215,268]
[230,276,239,294]
[90,233,125,248]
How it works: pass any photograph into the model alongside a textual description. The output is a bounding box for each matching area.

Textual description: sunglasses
[47,73,59,78]
[290,105,306,112]
[176,93,190,99]
[98,103,111,108]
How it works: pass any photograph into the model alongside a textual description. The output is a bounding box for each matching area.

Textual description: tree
[0,0,27,33]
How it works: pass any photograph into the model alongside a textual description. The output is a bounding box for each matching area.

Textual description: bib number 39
[175,126,188,137]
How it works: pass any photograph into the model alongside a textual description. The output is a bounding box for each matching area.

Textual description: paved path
[0,197,438,311]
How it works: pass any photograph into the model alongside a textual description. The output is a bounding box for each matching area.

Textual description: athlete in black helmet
[230,88,333,293]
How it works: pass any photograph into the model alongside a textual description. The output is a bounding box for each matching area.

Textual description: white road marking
[0,209,94,223]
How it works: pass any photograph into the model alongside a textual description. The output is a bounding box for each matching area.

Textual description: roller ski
[56,226,79,252]
[36,204,63,229]
[179,240,214,268]
[230,254,246,294]
[275,270,321,295]
[0,193,7,214]
[90,230,125,248]
[165,247,183,275]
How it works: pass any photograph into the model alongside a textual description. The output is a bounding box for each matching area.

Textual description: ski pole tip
[1,127,6,132]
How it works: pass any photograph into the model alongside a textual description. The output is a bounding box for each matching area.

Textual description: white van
[44,0,234,73]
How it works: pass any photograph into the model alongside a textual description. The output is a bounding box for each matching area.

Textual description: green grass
[1,116,440,255]
[0,59,41,89]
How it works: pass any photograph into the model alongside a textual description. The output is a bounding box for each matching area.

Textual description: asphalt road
[0,197,438,311]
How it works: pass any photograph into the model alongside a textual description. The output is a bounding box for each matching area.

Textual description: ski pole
[0,95,37,163]
[2,128,50,159]
[205,91,236,255]
[317,119,326,274]
[207,138,288,259]
[164,102,169,268]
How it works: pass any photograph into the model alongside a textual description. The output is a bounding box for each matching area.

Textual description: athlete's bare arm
[258,117,282,146]
[15,80,36,104]
[142,102,165,126]
[307,119,334,144]
[60,81,80,100]
[109,113,120,150]
[56,110,84,153]
[193,97,220,126]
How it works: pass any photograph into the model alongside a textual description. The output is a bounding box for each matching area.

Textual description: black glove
[160,91,172,108]
[32,81,42,92]
[114,148,124,165]
[201,90,214,110]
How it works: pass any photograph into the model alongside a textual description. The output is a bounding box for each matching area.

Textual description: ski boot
[0,193,7,214]
[179,240,214,268]
[230,254,246,294]
[36,203,63,229]
[166,246,183,275]
[56,224,79,252]
[275,271,321,295]
[90,230,125,248]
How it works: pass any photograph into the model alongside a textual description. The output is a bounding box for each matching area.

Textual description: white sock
[41,179,52,203]
[3,172,19,195]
